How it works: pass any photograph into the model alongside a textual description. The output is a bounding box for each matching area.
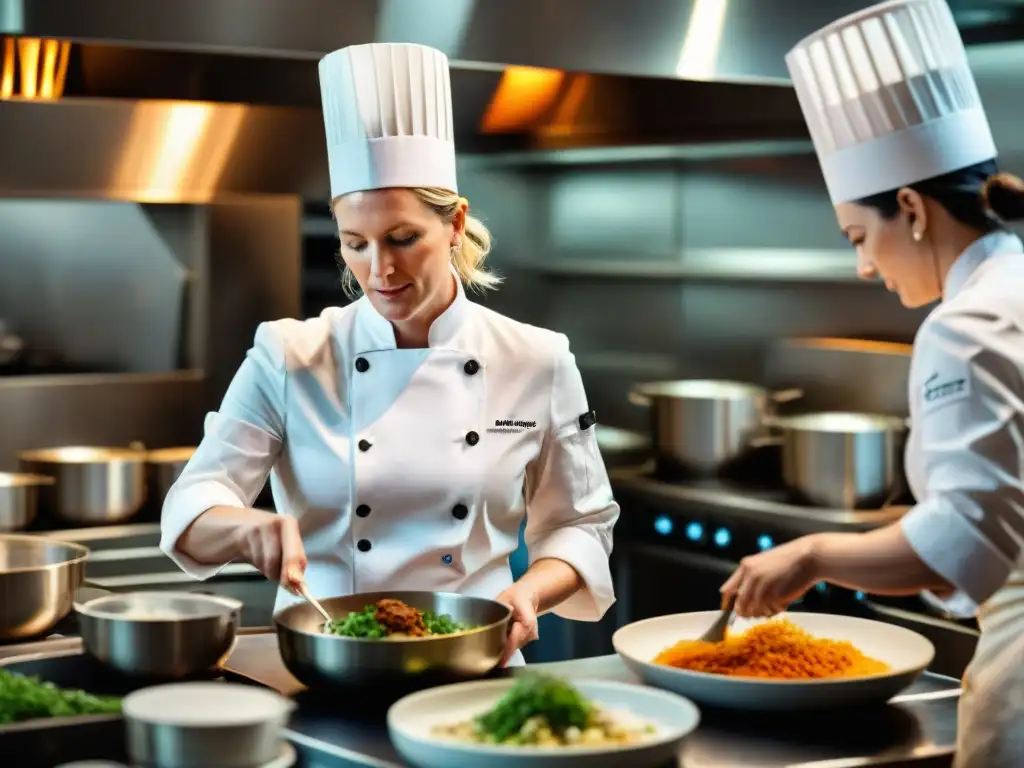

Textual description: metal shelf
[527,247,867,283]
[458,139,816,169]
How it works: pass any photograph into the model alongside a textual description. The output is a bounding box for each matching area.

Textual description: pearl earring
[913,230,923,242]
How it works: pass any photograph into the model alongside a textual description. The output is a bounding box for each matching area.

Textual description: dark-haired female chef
[720,1,1024,765]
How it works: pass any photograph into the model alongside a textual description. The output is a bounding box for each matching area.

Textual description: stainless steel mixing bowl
[76,591,242,678]
[0,534,89,640]
[275,591,512,688]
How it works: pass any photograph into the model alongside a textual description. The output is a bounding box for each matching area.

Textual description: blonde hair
[333,187,502,298]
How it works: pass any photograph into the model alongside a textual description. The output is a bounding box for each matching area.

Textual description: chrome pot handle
[627,387,651,407]
[749,414,785,448]
[770,388,803,404]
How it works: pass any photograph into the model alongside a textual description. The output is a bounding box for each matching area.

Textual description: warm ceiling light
[481,66,565,134]
[0,37,71,101]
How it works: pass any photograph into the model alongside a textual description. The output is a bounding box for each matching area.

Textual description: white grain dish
[387,678,699,768]
[613,612,935,712]
[122,682,295,726]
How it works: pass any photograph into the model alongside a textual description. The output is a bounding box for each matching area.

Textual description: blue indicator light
[713,528,731,548]
[855,591,866,601]
[816,582,828,594]
[654,515,673,536]
[757,534,774,551]
[685,521,704,542]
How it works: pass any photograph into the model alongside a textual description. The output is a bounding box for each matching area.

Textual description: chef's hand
[495,583,541,666]
[236,509,307,593]
[720,535,821,618]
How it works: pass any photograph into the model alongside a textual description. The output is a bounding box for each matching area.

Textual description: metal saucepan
[18,445,149,526]
[757,411,909,509]
[75,591,242,678]
[146,447,196,511]
[0,533,89,639]
[0,472,55,531]
[628,379,803,473]
[275,590,512,688]
[122,681,294,768]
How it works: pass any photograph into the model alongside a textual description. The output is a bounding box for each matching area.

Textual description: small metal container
[275,590,512,688]
[122,681,294,768]
[762,411,909,509]
[0,472,54,531]
[18,446,149,525]
[629,379,803,473]
[0,533,89,639]
[146,447,195,509]
[75,591,242,678]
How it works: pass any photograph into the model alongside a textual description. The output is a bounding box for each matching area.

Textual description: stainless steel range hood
[5,0,1023,82]
[1,0,1021,201]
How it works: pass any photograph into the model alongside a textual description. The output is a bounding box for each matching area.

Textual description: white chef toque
[318,42,458,199]
[786,0,997,205]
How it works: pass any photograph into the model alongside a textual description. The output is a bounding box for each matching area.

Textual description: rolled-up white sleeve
[523,336,619,621]
[160,323,288,580]
[900,311,1024,617]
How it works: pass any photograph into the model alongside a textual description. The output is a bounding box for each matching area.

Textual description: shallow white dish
[387,678,700,768]
[613,612,935,712]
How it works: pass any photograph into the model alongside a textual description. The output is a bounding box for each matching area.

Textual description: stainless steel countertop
[0,636,958,768]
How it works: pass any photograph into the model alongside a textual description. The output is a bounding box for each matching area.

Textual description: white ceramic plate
[613,612,935,712]
[387,678,700,768]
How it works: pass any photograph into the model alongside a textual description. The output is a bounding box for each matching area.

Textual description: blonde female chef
[159,42,619,667]
[719,1,1024,765]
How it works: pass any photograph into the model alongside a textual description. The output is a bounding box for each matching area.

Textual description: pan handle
[627,387,651,407]
[770,388,803,404]
[749,414,785,448]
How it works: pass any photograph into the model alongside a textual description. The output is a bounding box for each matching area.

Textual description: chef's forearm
[809,524,953,596]
[516,557,584,614]
[174,506,251,565]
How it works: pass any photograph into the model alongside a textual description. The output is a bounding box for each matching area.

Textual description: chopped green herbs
[0,669,122,724]
[324,603,472,638]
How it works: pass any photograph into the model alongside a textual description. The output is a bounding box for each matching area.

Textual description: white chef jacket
[159,272,619,666]
[898,229,1024,768]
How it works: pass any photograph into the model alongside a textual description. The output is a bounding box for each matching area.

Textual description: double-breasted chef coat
[160,272,620,666]
[898,229,1024,767]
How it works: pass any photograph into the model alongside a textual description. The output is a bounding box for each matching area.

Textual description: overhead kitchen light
[0,36,70,100]
[676,0,729,81]
[480,66,565,134]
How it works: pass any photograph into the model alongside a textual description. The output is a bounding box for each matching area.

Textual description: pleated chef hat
[319,43,457,199]
[786,0,997,205]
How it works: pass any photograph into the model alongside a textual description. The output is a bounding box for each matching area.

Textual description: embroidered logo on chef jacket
[921,369,971,415]
[487,418,538,435]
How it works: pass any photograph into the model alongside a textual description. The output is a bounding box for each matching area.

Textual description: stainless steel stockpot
[0,472,54,531]
[760,411,909,509]
[628,379,802,473]
[145,447,196,509]
[18,445,149,525]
